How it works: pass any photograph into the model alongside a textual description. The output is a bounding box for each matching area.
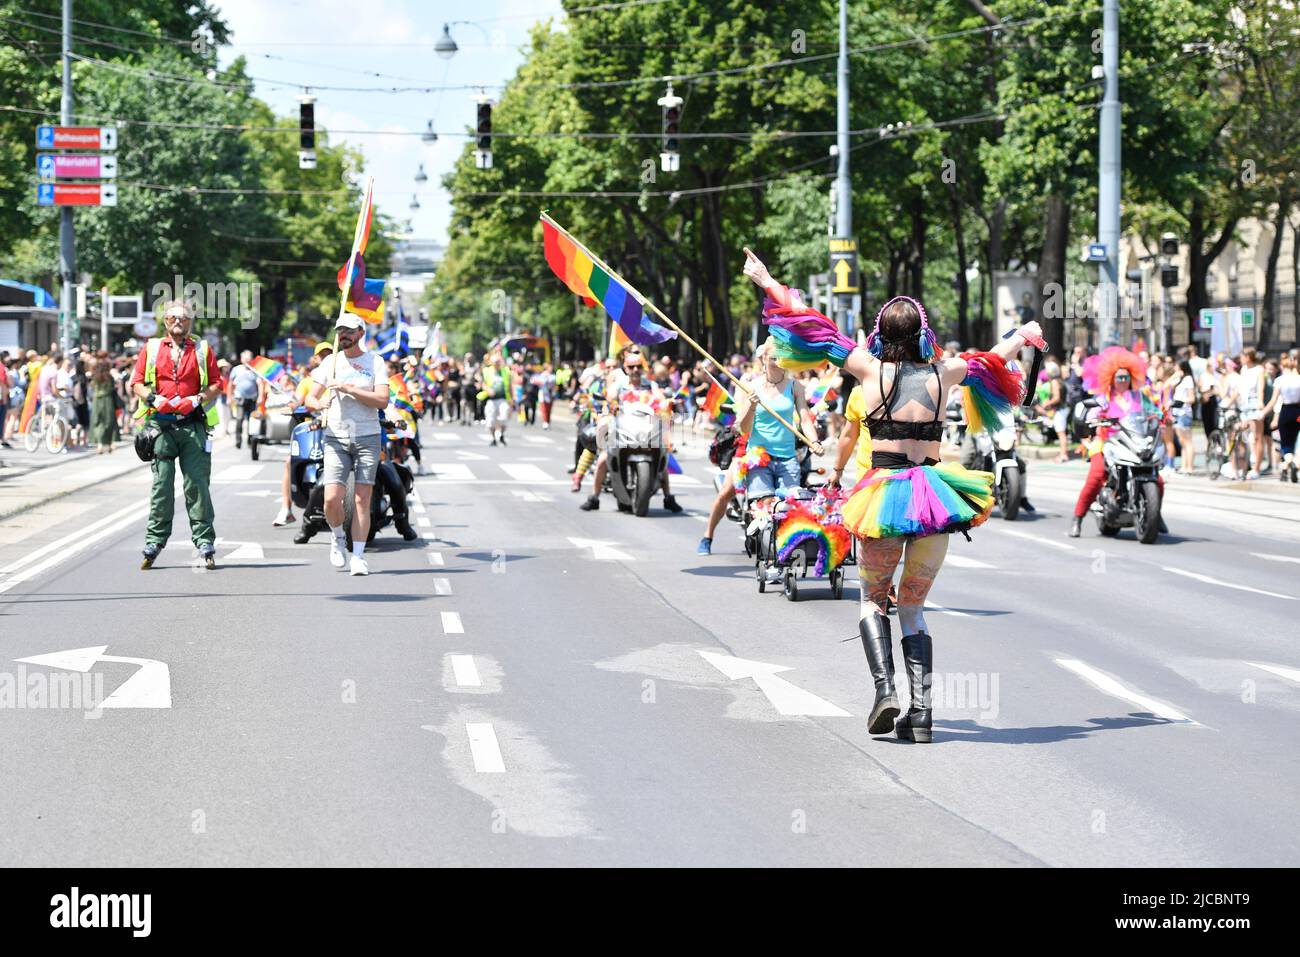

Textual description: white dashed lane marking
[1162,566,1295,601]
[449,654,482,687]
[465,723,506,772]
[433,577,452,596]
[1247,662,1300,685]
[426,551,445,566]
[1055,658,1195,723]
[441,612,465,635]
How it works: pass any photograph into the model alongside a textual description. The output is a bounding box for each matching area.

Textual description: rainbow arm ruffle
[762,286,859,372]
[960,351,1025,434]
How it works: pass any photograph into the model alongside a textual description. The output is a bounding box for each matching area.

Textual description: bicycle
[21,400,71,454]
[1205,408,1249,481]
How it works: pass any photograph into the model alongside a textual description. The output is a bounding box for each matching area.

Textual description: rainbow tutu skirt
[841,462,995,539]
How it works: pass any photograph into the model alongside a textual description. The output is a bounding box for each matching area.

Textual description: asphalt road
[0,411,1297,866]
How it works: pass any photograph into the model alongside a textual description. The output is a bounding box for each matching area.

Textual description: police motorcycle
[970,410,1029,521]
[604,391,669,517]
[289,407,419,548]
[1081,397,1165,544]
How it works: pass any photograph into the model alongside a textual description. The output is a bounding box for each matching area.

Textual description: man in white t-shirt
[305,315,390,575]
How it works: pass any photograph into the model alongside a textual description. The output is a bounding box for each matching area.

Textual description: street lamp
[435,21,491,60]
[409,194,420,212]
[435,24,458,59]
[414,163,428,184]
[421,121,437,144]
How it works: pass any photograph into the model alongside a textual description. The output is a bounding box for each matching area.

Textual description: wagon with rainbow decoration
[748,482,856,602]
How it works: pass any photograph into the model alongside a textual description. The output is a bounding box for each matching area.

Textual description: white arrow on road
[16,646,172,709]
[215,539,265,562]
[697,651,851,717]
[567,537,634,561]
[234,489,277,498]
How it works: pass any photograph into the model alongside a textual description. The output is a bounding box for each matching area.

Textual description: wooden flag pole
[540,212,821,450]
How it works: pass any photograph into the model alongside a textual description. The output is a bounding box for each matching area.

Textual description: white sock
[352,541,365,558]
[330,524,345,545]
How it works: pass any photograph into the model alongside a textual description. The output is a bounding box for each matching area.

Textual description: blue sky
[214,0,565,246]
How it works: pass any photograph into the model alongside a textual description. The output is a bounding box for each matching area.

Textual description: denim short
[1173,406,1194,429]
[744,455,802,498]
[323,432,381,486]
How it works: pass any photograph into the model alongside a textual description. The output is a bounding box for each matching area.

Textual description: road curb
[0,457,151,523]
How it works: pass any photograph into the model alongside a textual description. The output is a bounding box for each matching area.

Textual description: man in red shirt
[130,300,223,569]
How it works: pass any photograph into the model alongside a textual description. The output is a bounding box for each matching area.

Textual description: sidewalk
[0,429,242,521]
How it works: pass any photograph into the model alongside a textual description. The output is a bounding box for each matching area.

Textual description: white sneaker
[273,506,295,526]
[329,539,347,568]
[349,554,369,576]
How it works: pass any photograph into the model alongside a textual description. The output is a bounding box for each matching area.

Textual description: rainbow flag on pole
[249,355,289,390]
[337,177,386,325]
[541,213,676,346]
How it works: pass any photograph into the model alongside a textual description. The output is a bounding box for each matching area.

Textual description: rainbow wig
[960,351,1025,434]
[776,504,853,576]
[1082,346,1147,397]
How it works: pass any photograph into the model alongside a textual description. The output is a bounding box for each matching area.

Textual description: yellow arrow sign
[832,258,857,293]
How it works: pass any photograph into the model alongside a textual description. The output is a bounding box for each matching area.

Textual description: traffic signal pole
[1096,0,1121,347]
[834,0,852,335]
[59,0,76,355]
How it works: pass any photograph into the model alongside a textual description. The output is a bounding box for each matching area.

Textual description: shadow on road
[870,713,1183,745]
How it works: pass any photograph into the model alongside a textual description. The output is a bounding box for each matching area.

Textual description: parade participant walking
[273,340,333,526]
[744,248,1036,744]
[304,315,390,576]
[228,350,266,449]
[1272,354,1300,479]
[482,353,513,446]
[130,300,223,570]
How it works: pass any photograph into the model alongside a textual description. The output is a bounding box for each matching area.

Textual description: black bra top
[867,362,944,442]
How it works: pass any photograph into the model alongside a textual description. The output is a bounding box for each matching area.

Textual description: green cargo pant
[146,420,216,549]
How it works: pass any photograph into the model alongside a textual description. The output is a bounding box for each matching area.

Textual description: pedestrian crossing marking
[214,464,263,482]
[500,463,553,482]
[427,463,476,481]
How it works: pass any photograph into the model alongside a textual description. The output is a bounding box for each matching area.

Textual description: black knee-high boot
[896,633,933,744]
[859,612,899,735]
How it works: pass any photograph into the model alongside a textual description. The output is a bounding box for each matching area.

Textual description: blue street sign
[36,125,54,149]
[37,183,54,206]
[1087,243,1107,262]
[37,155,55,179]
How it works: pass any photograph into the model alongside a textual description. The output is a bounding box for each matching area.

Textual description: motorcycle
[605,400,668,516]
[1084,401,1165,544]
[289,408,419,548]
[970,418,1028,521]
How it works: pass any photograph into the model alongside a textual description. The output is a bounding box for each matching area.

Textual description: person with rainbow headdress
[1067,346,1167,538]
[742,248,1041,745]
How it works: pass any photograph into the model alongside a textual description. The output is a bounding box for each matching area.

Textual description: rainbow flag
[541,214,675,346]
[337,254,386,324]
[336,177,385,325]
[702,379,733,420]
[249,355,289,389]
[608,318,633,359]
[18,362,41,433]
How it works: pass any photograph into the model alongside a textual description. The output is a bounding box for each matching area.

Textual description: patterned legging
[858,534,949,636]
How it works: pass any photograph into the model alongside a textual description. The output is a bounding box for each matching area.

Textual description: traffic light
[475,101,493,170]
[299,100,315,150]
[1160,233,1179,257]
[657,84,682,173]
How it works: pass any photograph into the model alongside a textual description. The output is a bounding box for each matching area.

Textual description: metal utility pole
[833,0,854,335]
[1096,0,1121,347]
[59,0,76,355]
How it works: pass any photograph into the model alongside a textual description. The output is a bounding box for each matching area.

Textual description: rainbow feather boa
[960,351,1025,434]
[776,487,852,576]
[762,296,857,372]
[731,445,771,485]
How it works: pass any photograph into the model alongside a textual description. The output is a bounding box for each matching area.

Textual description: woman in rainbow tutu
[743,248,1043,744]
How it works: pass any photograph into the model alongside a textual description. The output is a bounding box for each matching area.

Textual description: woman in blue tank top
[733,339,819,498]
